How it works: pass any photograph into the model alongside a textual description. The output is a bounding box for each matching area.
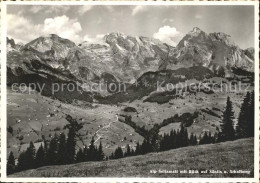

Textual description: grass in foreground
[10,138,254,177]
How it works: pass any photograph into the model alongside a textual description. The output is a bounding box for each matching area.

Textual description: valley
[7,74,253,159]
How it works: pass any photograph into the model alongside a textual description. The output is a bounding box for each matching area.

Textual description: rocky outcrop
[169,27,254,76]
[66,32,173,82]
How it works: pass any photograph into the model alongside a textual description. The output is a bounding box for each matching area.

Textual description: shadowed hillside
[10,138,254,178]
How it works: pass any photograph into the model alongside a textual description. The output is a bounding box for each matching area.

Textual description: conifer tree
[140,139,152,154]
[170,129,177,149]
[236,92,251,138]
[159,134,167,151]
[25,141,36,169]
[175,129,181,148]
[236,91,255,138]
[208,131,212,143]
[114,146,124,159]
[200,132,209,144]
[219,96,235,141]
[130,148,135,156]
[192,135,197,145]
[189,133,197,146]
[46,134,58,165]
[17,151,26,172]
[150,124,160,152]
[97,141,105,161]
[125,144,131,157]
[65,115,83,164]
[66,128,76,164]
[83,146,88,161]
[7,151,15,175]
[35,144,45,168]
[109,152,115,160]
[135,142,141,155]
[88,136,97,161]
[40,139,48,166]
[179,125,189,147]
[57,133,68,165]
[76,148,85,163]
[248,91,254,137]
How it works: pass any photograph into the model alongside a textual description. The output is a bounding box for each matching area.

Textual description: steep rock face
[23,34,76,60]
[7,35,95,103]
[7,35,75,81]
[244,47,254,60]
[65,32,173,82]
[20,34,75,71]
[7,37,16,49]
[169,27,254,75]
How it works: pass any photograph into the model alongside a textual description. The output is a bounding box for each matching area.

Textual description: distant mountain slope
[66,32,173,82]
[10,138,254,177]
[98,66,214,104]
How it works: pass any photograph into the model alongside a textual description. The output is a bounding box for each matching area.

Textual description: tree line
[7,91,254,175]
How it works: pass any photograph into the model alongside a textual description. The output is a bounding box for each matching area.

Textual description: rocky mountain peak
[244,47,254,60]
[177,27,210,48]
[105,32,127,38]
[7,37,24,52]
[104,32,129,46]
[45,34,60,38]
[172,27,253,73]
[23,34,76,60]
[7,37,16,47]
[209,32,236,47]
[189,27,202,35]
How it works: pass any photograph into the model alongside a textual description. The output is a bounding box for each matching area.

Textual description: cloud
[95,17,102,24]
[7,14,42,43]
[7,14,82,44]
[29,6,43,14]
[83,35,94,42]
[83,34,105,43]
[132,6,148,16]
[29,5,70,14]
[195,14,202,19]
[153,26,182,46]
[78,6,93,15]
[162,18,174,24]
[43,15,82,43]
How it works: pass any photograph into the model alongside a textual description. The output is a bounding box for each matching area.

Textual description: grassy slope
[11,138,254,178]
[7,88,144,157]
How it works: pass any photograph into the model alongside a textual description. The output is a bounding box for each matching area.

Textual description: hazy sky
[7,5,255,49]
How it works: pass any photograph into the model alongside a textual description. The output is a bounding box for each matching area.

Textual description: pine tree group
[7,151,15,175]
[76,137,105,162]
[236,91,254,138]
[11,134,106,174]
[8,115,106,174]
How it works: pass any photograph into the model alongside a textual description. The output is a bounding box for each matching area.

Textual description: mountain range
[7,27,254,102]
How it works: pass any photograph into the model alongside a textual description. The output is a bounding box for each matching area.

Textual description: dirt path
[94,114,118,144]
